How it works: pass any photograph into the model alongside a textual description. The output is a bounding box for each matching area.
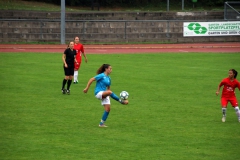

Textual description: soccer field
[0,52,240,160]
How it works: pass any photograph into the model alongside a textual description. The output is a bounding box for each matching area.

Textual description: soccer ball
[120,91,129,100]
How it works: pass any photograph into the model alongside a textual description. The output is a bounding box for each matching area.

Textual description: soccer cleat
[76,80,78,84]
[222,116,226,122]
[73,82,76,84]
[99,124,108,127]
[66,90,70,95]
[119,99,128,105]
[119,99,124,104]
[62,89,66,94]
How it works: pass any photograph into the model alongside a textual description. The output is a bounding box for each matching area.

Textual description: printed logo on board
[187,23,207,34]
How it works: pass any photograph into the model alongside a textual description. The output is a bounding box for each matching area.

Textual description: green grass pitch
[0,52,240,160]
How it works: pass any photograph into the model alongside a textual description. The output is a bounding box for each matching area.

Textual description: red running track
[0,43,240,53]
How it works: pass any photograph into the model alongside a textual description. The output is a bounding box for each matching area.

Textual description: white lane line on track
[14,48,26,51]
[179,50,189,52]
[96,50,107,52]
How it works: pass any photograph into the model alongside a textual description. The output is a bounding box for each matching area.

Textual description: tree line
[26,0,239,7]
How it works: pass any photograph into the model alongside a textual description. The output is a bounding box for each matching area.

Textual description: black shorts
[63,65,74,76]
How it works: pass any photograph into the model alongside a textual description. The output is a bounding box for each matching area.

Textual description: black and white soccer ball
[120,91,129,100]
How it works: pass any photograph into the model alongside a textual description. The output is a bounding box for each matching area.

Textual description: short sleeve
[94,73,104,81]
[64,49,68,55]
[219,79,226,87]
[81,45,84,53]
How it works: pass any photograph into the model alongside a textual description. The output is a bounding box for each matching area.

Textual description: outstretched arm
[83,77,95,93]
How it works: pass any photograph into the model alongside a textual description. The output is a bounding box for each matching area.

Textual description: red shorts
[74,62,81,70]
[221,97,238,107]
[74,59,81,70]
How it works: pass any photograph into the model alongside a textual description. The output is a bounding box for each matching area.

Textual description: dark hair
[67,41,74,49]
[74,36,79,40]
[229,69,238,78]
[96,64,111,74]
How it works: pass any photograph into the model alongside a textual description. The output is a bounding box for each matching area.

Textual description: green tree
[25,0,240,7]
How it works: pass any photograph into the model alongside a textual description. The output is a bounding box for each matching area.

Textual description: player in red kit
[216,69,240,122]
[73,36,88,84]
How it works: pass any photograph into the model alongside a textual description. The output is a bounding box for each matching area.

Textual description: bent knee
[107,90,113,94]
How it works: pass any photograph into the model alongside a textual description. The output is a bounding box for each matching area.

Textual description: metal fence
[224,1,240,20]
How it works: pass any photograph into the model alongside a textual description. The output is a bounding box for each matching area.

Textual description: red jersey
[73,43,84,62]
[219,77,240,98]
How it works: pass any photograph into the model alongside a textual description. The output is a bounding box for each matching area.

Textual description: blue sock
[100,111,109,125]
[110,92,120,101]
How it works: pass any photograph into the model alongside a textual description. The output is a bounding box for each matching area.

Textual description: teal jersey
[94,73,111,95]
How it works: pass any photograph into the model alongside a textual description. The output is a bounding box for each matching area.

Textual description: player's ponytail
[66,41,71,49]
[96,64,110,74]
[230,69,238,78]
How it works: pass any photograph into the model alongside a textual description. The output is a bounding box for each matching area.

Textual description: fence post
[125,21,126,39]
[83,22,86,39]
[40,21,43,40]
[224,2,227,20]
[166,21,170,38]
[182,0,184,10]
[167,0,169,11]
[61,0,65,44]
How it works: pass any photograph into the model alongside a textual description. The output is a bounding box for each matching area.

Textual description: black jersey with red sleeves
[64,48,76,67]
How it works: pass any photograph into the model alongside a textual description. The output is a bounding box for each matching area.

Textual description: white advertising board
[183,22,240,37]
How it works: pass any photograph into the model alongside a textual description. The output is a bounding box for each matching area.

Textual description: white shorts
[95,91,111,105]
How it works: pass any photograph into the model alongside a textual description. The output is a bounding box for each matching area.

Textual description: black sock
[67,80,72,90]
[62,79,67,90]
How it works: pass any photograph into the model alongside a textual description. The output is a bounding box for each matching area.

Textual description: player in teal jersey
[83,64,128,127]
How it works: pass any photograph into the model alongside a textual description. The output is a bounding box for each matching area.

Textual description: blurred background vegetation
[1,0,238,11]
[24,0,238,7]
